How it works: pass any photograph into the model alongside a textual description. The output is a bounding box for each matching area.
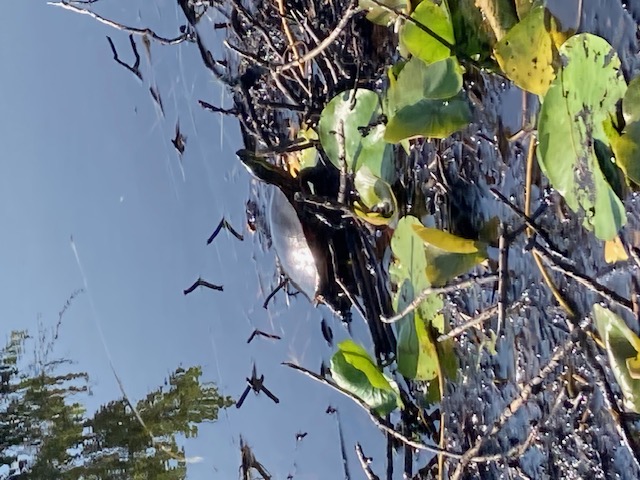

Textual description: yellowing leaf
[494,5,559,96]
[412,224,485,254]
[604,236,629,263]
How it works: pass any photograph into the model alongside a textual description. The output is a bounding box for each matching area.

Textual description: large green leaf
[384,57,470,142]
[412,224,488,286]
[330,340,402,415]
[593,304,640,413]
[390,216,446,380]
[537,33,627,241]
[400,0,454,64]
[318,89,394,182]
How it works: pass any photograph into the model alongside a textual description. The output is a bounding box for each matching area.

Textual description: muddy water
[408,2,640,478]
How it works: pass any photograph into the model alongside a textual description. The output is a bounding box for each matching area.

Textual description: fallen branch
[381,274,498,324]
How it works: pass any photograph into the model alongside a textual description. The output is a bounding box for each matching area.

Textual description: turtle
[237,148,351,316]
[237,148,397,357]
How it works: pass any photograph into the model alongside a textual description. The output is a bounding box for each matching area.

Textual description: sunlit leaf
[494,5,560,96]
[318,89,394,182]
[353,166,399,226]
[330,340,402,415]
[295,126,319,171]
[400,0,454,64]
[593,304,640,412]
[537,34,627,241]
[612,121,640,186]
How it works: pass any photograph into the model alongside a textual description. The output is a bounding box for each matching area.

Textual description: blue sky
[0,1,389,478]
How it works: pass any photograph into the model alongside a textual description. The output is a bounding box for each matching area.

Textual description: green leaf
[353,166,399,226]
[612,121,640,186]
[360,0,407,26]
[623,76,640,125]
[296,126,319,170]
[318,89,394,182]
[330,340,402,415]
[400,0,455,64]
[390,216,445,380]
[593,304,640,412]
[384,56,469,142]
[387,57,463,112]
[537,33,627,241]
[494,5,559,96]
[394,279,441,380]
[413,225,488,286]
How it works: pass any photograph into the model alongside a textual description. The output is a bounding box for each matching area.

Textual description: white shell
[268,186,320,301]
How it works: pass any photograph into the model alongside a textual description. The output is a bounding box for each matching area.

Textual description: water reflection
[0,303,232,478]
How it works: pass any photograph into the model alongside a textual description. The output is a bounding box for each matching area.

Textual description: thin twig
[381,274,498,324]
[438,299,525,342]
[274,1,359,73]
[283,362,464,459]
[496,223,508,337]
[49,1,191,45]
[532,242,634,315]
[183,278,223,295]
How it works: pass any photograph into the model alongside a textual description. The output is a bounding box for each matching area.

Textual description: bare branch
[49,1,191,45]
[381,274,498,324]
[106,35,142,81]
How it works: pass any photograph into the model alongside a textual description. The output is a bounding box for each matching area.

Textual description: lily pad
[330,340,402,415]
[537,33,627,241]
[494,5,560,96]
[384,57,470,142]
[353,166,399,226]
[318,89,394,182]
[593,304,640,412]
[400,0,454,65]
[412,224,488,286]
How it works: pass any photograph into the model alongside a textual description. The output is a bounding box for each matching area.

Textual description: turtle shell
[268,186,321,301]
